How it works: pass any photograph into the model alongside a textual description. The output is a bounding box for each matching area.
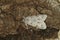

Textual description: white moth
[23,14,47,29]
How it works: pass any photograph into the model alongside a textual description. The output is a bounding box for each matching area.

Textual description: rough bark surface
[0,0,60,40]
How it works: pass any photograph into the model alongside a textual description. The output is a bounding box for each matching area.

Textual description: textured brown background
[0,0,60,40]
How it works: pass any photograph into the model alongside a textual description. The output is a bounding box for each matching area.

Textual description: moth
[23,14,47,29]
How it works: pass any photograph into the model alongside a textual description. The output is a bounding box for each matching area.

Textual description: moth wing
[38,14,47,21]
[40,22,47,29]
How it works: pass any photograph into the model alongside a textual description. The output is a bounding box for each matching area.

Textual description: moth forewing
[23,14,47,29]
